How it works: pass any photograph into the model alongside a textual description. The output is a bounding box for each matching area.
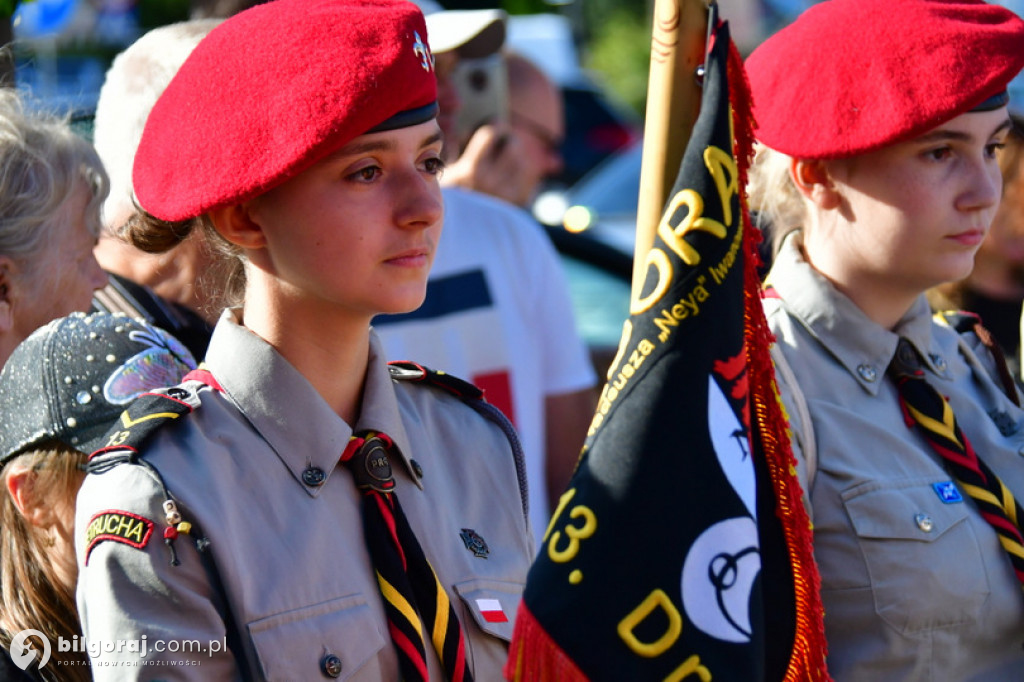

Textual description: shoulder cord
[463,397,530,523]
[388,360,531,524]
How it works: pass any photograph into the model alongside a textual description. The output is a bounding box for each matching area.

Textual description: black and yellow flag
[505,9,829,681]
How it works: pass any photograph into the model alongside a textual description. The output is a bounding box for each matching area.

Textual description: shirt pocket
[842,481,990,634]
[454,579,524,643]
[248,593,387,681]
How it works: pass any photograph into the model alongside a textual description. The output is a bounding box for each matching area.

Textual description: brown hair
[122,208,246,311]
[0,443,89,682]
[999,116,1024,185]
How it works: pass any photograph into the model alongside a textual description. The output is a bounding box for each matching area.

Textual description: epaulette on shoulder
[934,309,983,335]
[934,309,1020,407]
[88,383,202,467]
[935,309,1000,350]
[388,361,483,400]
[387,360,530,521]
[83,372,222,570]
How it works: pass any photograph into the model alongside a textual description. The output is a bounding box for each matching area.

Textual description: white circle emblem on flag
[679,376,761,643]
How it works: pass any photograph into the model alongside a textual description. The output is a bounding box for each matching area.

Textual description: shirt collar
[203,309,420,496]
[767,233,946,395]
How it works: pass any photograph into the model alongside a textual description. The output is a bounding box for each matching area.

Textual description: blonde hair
[0,89,108,266]
[746,142,806,255]
[0,444,89,681]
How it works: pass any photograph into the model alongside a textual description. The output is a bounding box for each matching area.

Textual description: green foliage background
[448,0,653,116]
[581,2,651,115]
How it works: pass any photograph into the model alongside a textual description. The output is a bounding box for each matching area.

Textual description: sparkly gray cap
[0,312,197,465]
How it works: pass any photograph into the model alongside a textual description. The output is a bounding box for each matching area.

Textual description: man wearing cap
[375,2,597,546]
[74,1,533,679]
[745,0,1024,678]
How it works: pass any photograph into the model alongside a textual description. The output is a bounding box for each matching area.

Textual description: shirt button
[915,513,934,533]
[320,653,342,678]
[930,354,947,372]
[302,466,327,487]
[411,459,424,478]
[857,364,877,382]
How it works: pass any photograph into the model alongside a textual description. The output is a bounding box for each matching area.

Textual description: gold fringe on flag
[728,36,831,682]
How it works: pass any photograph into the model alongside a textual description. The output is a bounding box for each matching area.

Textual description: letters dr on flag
[505,7,828,682]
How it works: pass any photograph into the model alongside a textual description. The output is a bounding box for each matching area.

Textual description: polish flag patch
[476,598,508,623]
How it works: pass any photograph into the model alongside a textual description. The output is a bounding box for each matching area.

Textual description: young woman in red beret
[74,1,533,679]
[746,0,1024,678]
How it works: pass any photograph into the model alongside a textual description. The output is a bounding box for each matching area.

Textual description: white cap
[411,0,507,58]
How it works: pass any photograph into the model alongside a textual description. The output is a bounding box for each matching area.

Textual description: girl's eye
[423,157,446,175]
[348,165,381,182]
[925,147,952,162]
[986,141,1007,159]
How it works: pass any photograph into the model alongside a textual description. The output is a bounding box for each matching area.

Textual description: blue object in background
[14,0,79,36]
[992,1,1024,114]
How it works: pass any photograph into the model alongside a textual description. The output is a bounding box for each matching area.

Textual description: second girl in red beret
[747,0,1024,678]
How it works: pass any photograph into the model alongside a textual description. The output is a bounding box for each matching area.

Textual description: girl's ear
[5,465,55,528]
[207,203,268,251]
[790,158,842,210]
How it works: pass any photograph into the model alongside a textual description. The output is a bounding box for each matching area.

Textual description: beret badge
[413,31,434,73]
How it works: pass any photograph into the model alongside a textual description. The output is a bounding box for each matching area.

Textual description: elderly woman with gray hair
[0,89,109,367]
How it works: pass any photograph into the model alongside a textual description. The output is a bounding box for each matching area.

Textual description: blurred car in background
[559,80,641,186]
[547,225,632,380]
[537,137,774,309]
[534,139,643,379]
[534,138,642,256]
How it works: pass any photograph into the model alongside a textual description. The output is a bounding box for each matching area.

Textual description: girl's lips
[385,249,430,267]
[947,229,985,246]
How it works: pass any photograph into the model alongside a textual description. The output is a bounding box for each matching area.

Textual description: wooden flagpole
[632,0,710,297]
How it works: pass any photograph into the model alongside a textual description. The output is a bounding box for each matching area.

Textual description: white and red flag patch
[476,598,508,623]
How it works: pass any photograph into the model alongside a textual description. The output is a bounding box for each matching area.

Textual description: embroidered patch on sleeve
[84,510,155,565]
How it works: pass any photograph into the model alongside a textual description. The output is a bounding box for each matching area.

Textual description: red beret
[746,0,1024,159]
[134,0,438,221]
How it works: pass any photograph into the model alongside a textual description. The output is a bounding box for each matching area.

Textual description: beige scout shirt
[765,234,1024,681]
[75,311,534,681]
